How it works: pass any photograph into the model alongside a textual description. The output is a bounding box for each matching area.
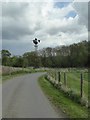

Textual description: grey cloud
[46,28,59,35]
[2,2,28,18]
[2,2,34,40]
[72,2,88,28]
[2,20,34,40]
[46,22,83,36]
[88,2,90,31]
[2,40,34,55]
[1,2,88,55]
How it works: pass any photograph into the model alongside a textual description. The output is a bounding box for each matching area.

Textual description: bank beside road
[1,66,48,82]
[38,75,88,118]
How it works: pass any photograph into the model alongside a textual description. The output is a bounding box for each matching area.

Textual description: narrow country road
[2,73,64,118]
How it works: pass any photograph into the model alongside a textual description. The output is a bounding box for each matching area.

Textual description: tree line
[1,40,89,68]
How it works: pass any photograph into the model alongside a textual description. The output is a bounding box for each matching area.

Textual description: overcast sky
[1,0,89,55]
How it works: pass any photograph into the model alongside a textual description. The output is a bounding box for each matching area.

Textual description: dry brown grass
[1,66,23,75]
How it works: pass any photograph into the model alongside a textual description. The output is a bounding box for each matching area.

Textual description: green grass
[38,75,88,118]
[2,70,31,82]
[66,72,88,99]
[2,68,46,83]
[49,70,88,101]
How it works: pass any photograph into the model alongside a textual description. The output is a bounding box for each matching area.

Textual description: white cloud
[2,1,88,55]
[72,1,88,28]
[1,0,89,2]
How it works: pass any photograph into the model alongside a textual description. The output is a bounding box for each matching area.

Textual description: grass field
[48,68,89,104]
[38,75,88,118]
[60,72,88,99]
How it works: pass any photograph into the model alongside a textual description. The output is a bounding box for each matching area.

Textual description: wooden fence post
[55,71,57,81]
[64,72,67,87]
[58,72,61,83]
[80,73,83,98]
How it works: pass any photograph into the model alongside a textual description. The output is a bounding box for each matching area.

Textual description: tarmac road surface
[2,73,65,118]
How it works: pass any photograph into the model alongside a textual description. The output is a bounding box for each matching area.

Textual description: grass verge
[2,69,46,83]
[38,75,88,118]
[2,70,31,82]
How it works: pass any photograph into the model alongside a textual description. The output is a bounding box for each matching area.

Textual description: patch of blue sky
[65,11,77,18]
[54,2,71,9]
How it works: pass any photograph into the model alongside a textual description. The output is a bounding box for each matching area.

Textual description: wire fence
[47,69,89,106]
